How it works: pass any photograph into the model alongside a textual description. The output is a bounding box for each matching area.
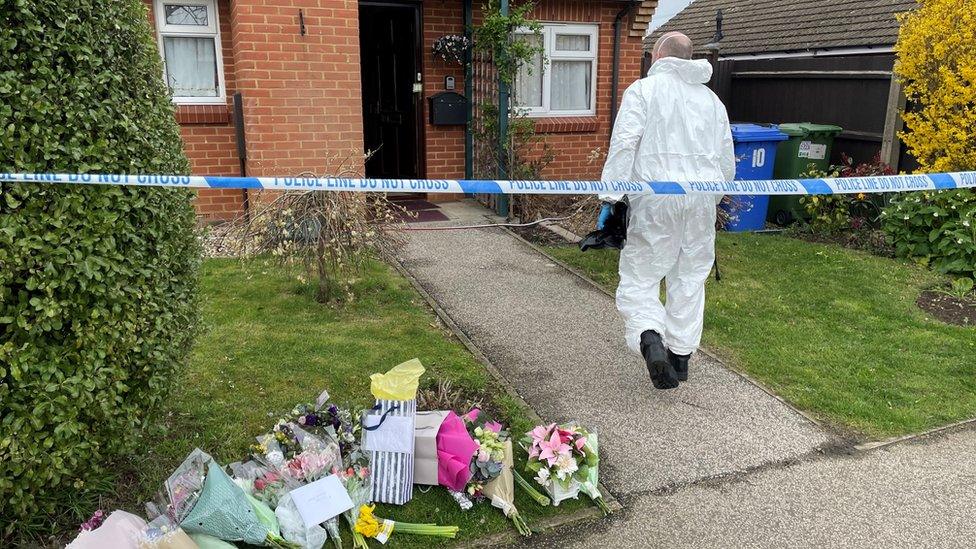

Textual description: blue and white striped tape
[2,171,975,195]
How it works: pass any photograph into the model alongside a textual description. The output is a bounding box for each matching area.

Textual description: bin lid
[777,122,844,137]
[730,123,789,143]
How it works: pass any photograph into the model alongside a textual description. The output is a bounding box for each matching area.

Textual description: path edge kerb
[388,253,623,522]
[499,225,831,434]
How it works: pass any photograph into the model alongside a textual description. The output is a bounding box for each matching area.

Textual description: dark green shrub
[0,0,200,539]
[883,189,976,277]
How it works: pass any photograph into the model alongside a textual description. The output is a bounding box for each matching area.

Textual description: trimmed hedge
[0,0,200,538]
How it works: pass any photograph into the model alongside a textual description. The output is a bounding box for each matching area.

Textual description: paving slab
[523,424,976,549]
[399,219,828,495]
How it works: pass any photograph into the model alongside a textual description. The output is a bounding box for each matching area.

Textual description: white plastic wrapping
[601,57,735,356]
[275,493,328,549]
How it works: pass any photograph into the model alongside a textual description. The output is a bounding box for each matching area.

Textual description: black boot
[668,350,691,382]
[640,330,679,390]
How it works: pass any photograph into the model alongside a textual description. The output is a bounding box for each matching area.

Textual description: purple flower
[304,414,318,426]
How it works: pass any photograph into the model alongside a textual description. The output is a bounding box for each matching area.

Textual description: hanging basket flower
[433,34,472,65]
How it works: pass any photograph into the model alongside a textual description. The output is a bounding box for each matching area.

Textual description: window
[154,0,225,104]
[515,24,598,117]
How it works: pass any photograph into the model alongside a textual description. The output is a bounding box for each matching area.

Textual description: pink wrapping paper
[436,411,479,491]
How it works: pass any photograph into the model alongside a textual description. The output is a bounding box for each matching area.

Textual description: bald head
[652,31,693,62]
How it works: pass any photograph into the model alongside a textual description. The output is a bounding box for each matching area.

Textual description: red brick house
[144,0,655,221]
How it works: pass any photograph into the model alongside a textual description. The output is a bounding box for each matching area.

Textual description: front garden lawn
[114,258,582,547]
[546,233,976,439]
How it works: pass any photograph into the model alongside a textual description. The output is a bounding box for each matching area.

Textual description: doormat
[398,209,449,223]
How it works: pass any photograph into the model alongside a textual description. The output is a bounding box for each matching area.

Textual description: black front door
[359,2,422,179]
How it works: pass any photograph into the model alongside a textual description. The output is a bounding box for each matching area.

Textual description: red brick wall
[145,0,245,222]
[527,0,645,181]
[422,1,466,202]
[230,0,364,179]
[146,0,644,218]
[420,0,644,187]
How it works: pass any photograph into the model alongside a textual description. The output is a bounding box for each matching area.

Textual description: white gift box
[413,410,449,486]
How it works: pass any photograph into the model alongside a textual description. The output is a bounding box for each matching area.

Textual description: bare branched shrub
[225,155,405,303]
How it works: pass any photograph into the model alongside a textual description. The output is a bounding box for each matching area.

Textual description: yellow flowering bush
[885,0,976,277]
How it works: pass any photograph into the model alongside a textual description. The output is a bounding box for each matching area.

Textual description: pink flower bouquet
[522,422,610,514]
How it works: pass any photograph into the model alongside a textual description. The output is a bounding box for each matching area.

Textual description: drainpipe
[610,1,639,130]
[232,92,249,220]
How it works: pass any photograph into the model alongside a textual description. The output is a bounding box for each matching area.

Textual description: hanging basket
[433,35,472,65]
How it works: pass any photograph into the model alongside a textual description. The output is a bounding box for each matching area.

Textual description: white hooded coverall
[600,57,735,357]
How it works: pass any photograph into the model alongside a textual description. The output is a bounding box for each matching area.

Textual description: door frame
[358,0,427,180]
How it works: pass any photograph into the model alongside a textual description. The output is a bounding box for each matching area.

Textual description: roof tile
[645,0,916,55]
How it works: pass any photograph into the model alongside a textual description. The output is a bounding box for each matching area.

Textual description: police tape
[2,171,976,196]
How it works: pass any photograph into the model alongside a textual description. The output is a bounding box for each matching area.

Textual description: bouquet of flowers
[354,504,459,541]
[482,439,531,536]
[462,408,507,498]
[180,461,300,548]
[145,448,213,525]
[280,399,366,465]
[522,422,611,514]
[249,422,346,547]
[229,460,291,508]
[251,422,343,482]
[334,464,372,549]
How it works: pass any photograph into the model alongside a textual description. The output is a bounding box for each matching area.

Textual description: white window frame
[154,0,226,105]
[515,23,599,117]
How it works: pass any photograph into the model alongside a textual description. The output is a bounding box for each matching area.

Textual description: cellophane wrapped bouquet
[462,408,507,498]
[522,422,611,514]
[252,416,342,548]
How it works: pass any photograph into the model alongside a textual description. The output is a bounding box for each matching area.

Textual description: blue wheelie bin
[721,124,789,231]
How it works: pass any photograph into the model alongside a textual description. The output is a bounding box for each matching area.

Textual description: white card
[315,388,330,410]
[363,415,414,454]
[289,475,354,527]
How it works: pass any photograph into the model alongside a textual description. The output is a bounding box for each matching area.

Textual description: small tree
[225,156,405,304]
[0,0,199,540]
[885,0,976,278]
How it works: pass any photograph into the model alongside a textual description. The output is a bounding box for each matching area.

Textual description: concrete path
[398,201,976,547]
[399,202,827,495]
[524,424,976,548]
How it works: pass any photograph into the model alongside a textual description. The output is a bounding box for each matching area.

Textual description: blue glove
[596,202,613,230]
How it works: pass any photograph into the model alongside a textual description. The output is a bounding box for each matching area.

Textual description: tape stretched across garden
[3,171,976,196]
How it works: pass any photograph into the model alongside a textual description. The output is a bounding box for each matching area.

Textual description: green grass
[546,233,976,439]
[116,258,585,547]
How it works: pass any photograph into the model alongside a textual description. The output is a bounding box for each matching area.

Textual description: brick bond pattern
[145,0,646,219]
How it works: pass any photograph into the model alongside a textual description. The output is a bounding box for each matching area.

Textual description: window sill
[175,104,232,125]
[531,116,600,134]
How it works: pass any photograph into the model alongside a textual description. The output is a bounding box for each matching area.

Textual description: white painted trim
[516,23,599,118]
[154,0,227,105]
[720,45,895,61]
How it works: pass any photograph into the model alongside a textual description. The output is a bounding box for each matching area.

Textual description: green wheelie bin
[767,123,843,225]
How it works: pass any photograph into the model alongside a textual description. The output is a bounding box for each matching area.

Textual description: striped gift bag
[366,398,416,505]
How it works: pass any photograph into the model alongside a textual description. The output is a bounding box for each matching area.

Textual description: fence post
[496,0,510,217]
[463,0,473,182]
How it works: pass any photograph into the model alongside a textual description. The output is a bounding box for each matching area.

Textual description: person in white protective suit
[599,32,734,390]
